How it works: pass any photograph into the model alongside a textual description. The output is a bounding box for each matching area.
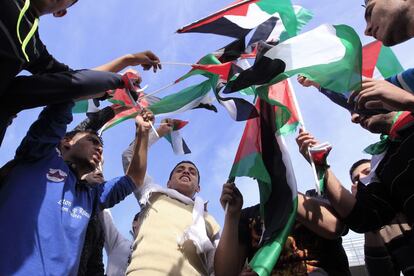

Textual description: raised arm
[125,109,154,188]
[122,119,173,173]
[93,51,161,73]
[215,182,247,276]
[297,192,346,239]
[295,130,357,219]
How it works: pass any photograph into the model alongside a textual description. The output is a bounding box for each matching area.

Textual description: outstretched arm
[93,51,161,73]
[296,130,356,219]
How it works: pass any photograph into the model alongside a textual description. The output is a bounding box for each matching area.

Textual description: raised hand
[135,108,155,131]
[126,51,161,73]
[349,78,414,112]
[220,182,243,217]
[295,128,319,163]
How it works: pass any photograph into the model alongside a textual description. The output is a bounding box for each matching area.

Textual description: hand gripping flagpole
[125,84,159,138]
[287,79,322,195]
[224,176,236,216]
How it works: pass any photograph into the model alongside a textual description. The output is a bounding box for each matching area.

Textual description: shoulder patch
[47,168,67,182]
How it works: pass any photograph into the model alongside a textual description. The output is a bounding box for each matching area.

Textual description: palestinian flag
[259,79,300,135]
[100,106,140,132]
[101,80,217,132]
[315,40,403,113]
[177,0,298,38]
[226,24,362,94]
[164,120,191,155]
[248,5,313,45]
[175,54,222,83]
[362,40,403,79]
[72,99,101,114]
[149,79,215,117]
[308,142,332,193]
[212,66,259,121]
[230,98,298,276]
[213,38,247,63]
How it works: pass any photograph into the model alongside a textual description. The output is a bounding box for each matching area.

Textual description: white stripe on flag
[171,131,185,155]
[276,135,297,200]
[218,99,238,121]
[264,24,346,71]
[224,3,273,29]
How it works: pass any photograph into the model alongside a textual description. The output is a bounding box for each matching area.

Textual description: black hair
[133,212,140,222]
[349,159,371,180]
[168,161,200,184]
[64,129,103,146]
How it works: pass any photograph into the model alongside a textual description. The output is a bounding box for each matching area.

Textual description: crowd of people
[1,0,414,275]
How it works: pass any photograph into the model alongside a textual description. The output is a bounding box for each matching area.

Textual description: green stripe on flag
[103,111,139,132]
[256,86,294,134]
[177,54,221,82]
[72,100,88,113]
[250,197,298,276]
[256,0,298,36]
[230,152,271,185]
[148,80,213,115]
[279,6,313,42]
[272,24,362,93]
[376,45,404,79]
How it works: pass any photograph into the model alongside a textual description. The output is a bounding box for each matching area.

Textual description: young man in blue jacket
[0,100,153,276]
[0,0,161,146]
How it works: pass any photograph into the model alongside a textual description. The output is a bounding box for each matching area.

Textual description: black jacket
[0,0,70,94]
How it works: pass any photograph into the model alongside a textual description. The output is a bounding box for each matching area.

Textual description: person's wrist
[407,94,414,112]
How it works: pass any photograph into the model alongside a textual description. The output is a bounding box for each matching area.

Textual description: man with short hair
[350,159,413,276]
[122,146,220,275]
[215,183,350,276]
[0,100,153,275]
[297,76,414,262]
[363,0,414,47]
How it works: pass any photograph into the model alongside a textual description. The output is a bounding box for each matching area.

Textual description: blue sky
[2,0,414,252]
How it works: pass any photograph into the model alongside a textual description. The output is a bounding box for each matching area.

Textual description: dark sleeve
[6,70,123,111]
[98,175,136,209]
[318,88,353,112]
[26,43,71,74]
[238,208,252,245]
[15,101,74,161]
[238,205,261,260]
[386,68,414,93]
[343,182,397,233]
[74,106,115,132]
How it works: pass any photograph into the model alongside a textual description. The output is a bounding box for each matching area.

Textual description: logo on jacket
[46,168,67,182]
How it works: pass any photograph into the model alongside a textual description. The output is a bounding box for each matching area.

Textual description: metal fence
[342,235,365,266]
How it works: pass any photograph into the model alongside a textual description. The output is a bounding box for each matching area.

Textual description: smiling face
[62,131,103,173]
[364,0,412,46]
[167,162,200,198]
[351,111,396,134]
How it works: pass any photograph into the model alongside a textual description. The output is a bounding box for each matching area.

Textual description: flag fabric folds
[226,24,362,94]
[362,40,404,79]
[164,119,191,155]
[318,40,403,112]
[72,99,101,114]
[230,98,298,275]
[308,142,332,193]
[177,0,298,39]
